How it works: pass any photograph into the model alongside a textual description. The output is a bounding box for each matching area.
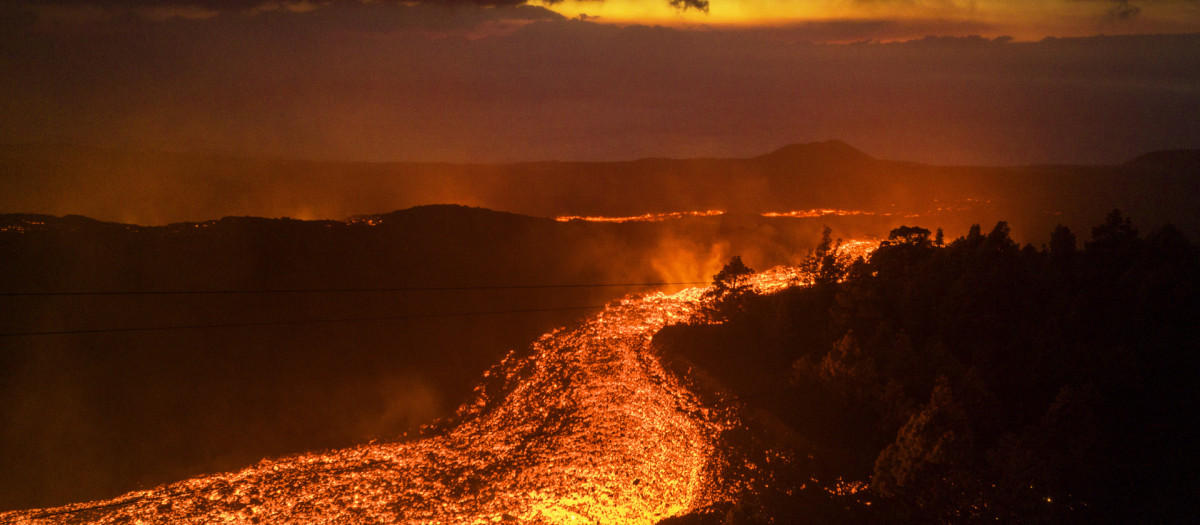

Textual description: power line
[0,282,709,298]
[0,282,837,339]
[0,305,607,338]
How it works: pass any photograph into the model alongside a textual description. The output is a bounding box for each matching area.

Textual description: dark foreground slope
[0,205,845,511]
[656,212,1200,523]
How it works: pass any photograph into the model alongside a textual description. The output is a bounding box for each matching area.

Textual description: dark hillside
[656,212,1200,522]
[1123,149,1200,172]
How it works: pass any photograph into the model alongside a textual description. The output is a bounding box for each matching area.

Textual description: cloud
[1066,0,1147,21]
[844,0,980,12]
[3,0,1198,169]
[1069,0,1200,22]
[3,1,545,27]
[1104,0,1143,19]
[668,0,710,13]
[27,0,532,9]
[7,1,565,32]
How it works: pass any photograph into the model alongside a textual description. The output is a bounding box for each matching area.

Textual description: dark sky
[1,0,1198,165]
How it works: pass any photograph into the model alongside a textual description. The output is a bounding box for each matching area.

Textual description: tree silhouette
[805,226,845,286]
[872,376,977,519]
[1049,225,1076,257]
[702,256,755,321]
[885,226,933,247]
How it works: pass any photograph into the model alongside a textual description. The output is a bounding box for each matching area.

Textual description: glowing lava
[760,209,873,218]
[554,210,725,223]
[4,266,841,525]
[553,209,884,223]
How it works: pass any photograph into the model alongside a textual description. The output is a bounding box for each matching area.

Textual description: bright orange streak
[554,209,879,223]
[761,209,873,219]
[555,210,725,223]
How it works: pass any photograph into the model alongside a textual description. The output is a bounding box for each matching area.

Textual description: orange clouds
[545,0,1200,40]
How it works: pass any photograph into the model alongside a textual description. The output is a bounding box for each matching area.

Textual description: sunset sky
[2,0,1198,165]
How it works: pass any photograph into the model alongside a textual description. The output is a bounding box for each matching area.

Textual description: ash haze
[1,0,1198,170]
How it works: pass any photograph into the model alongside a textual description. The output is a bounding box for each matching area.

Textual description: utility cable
[0,305,608,338]
[0,282,710,298]
[0,281,835,338]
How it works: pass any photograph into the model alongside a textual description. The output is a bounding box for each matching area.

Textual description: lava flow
[554,210,725,223]
[3,268,817,525]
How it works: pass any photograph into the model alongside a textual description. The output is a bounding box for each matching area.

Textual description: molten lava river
[4,269,813,525]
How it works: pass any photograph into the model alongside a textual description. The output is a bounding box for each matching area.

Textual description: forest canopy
[657,210,1200,523]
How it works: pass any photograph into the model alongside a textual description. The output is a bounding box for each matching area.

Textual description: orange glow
[836,239,880,263]
[546,0,1200,40]
[827,478,869,497]
[1,261,891,524]
[548,0,827,27]
[555,210,725,223]
[761,209,873,219]
[346,216,384,226]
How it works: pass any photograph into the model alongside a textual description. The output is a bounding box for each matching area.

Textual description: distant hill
[1,141,1198,241]
[752,139,876,166]
[1123,149,1200,172]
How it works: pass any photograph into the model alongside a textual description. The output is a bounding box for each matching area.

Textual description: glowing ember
[0,218,47,234]
[554,210,725,223]
[836,239,879,262]
[760,209,873,218]
[4,266,838,525]
[345,216,384,226]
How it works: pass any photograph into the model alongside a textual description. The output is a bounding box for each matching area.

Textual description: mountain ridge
[3,140,1189,168]
[2,141,1198,241]
[751,139,876,165]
